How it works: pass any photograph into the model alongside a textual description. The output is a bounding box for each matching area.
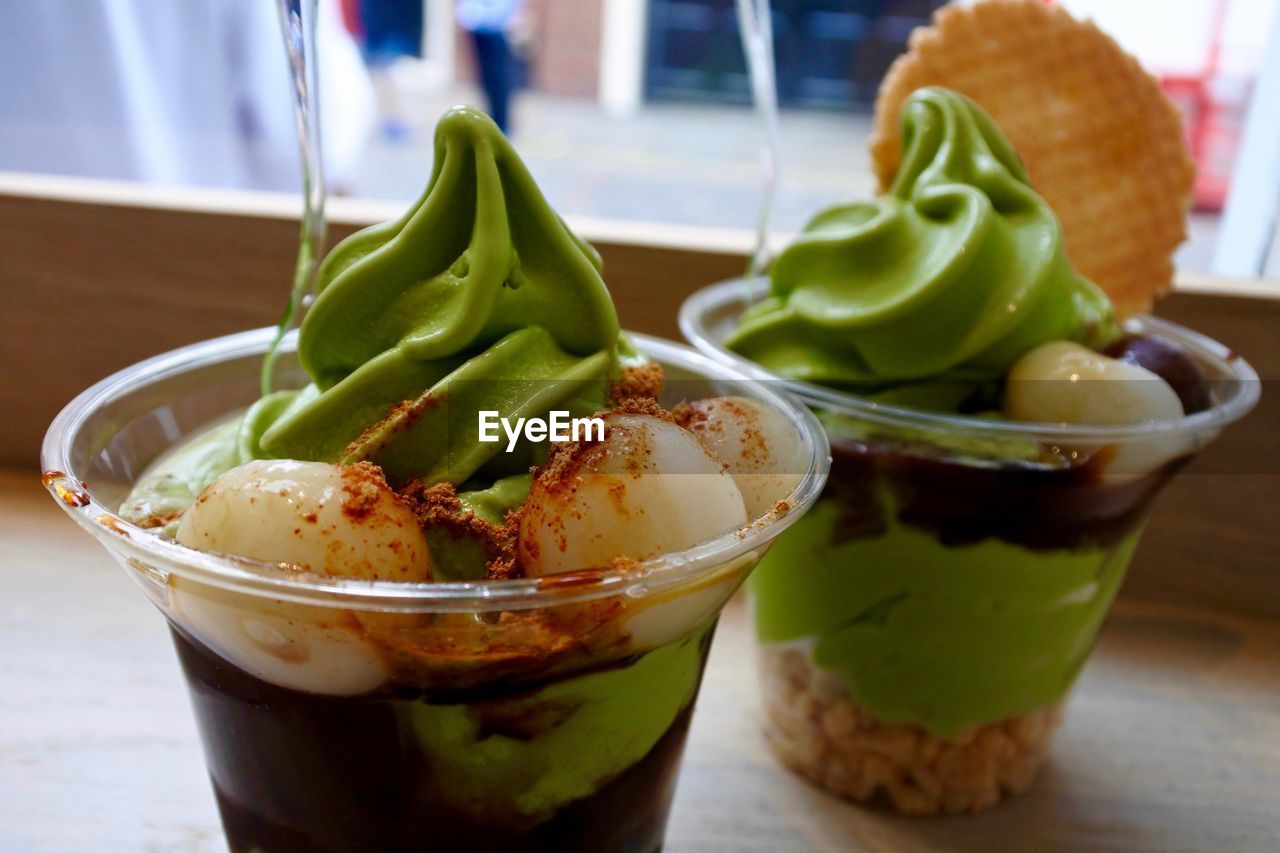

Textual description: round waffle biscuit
[869,0,1196,318]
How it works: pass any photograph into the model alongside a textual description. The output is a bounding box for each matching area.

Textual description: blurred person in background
[349,0,423,142]
[456,0,521,134]
[0,0,374,192]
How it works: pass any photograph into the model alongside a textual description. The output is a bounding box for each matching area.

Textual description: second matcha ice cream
[727,87,1116,390]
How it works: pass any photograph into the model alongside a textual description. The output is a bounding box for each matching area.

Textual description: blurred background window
[644,0,944,109]
[1,0,1277,275]
[0,0,374,190]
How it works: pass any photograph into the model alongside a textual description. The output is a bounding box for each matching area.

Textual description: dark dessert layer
[173,626,712,853]
[826,438,1184,551]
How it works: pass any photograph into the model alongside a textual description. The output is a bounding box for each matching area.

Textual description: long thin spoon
[736,0,781,294]
[263,0,328,395]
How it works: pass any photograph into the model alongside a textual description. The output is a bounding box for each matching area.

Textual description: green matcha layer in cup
[680,88,1258,816]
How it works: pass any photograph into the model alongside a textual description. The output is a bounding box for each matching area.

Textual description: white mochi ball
[176,459,430,581]
[1005,341,1184,426]
[171,459,430,695]
[678,396,806,518]
[1005,341,1187,475]
[622,553,754,651]
[169,581,394,696]
[519,413,748,577]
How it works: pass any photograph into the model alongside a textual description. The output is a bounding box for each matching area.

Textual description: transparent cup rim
[679,277,1260,443]
[41,328,831,612]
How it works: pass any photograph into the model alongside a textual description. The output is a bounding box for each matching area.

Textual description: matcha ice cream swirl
[247,106,620,485]
[726,87,1116,389]
[123,107,627,575]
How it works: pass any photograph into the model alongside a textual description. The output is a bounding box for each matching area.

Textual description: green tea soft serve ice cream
[728,87,1115,389]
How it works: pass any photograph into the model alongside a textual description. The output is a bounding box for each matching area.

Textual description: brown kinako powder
[397,480,521,580]
[338,461,389,521]
[342,393,447,462]
[383,361,784,579]
[608,362,664,406]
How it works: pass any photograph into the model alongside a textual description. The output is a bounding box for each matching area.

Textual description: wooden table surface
[3,470,1278,852]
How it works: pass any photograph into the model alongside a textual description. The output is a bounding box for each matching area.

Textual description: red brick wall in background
[454,0,605,98]
[530,0,603,97]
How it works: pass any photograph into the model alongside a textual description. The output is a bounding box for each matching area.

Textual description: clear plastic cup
[681,278,1259,816]
[42,328,829,852]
